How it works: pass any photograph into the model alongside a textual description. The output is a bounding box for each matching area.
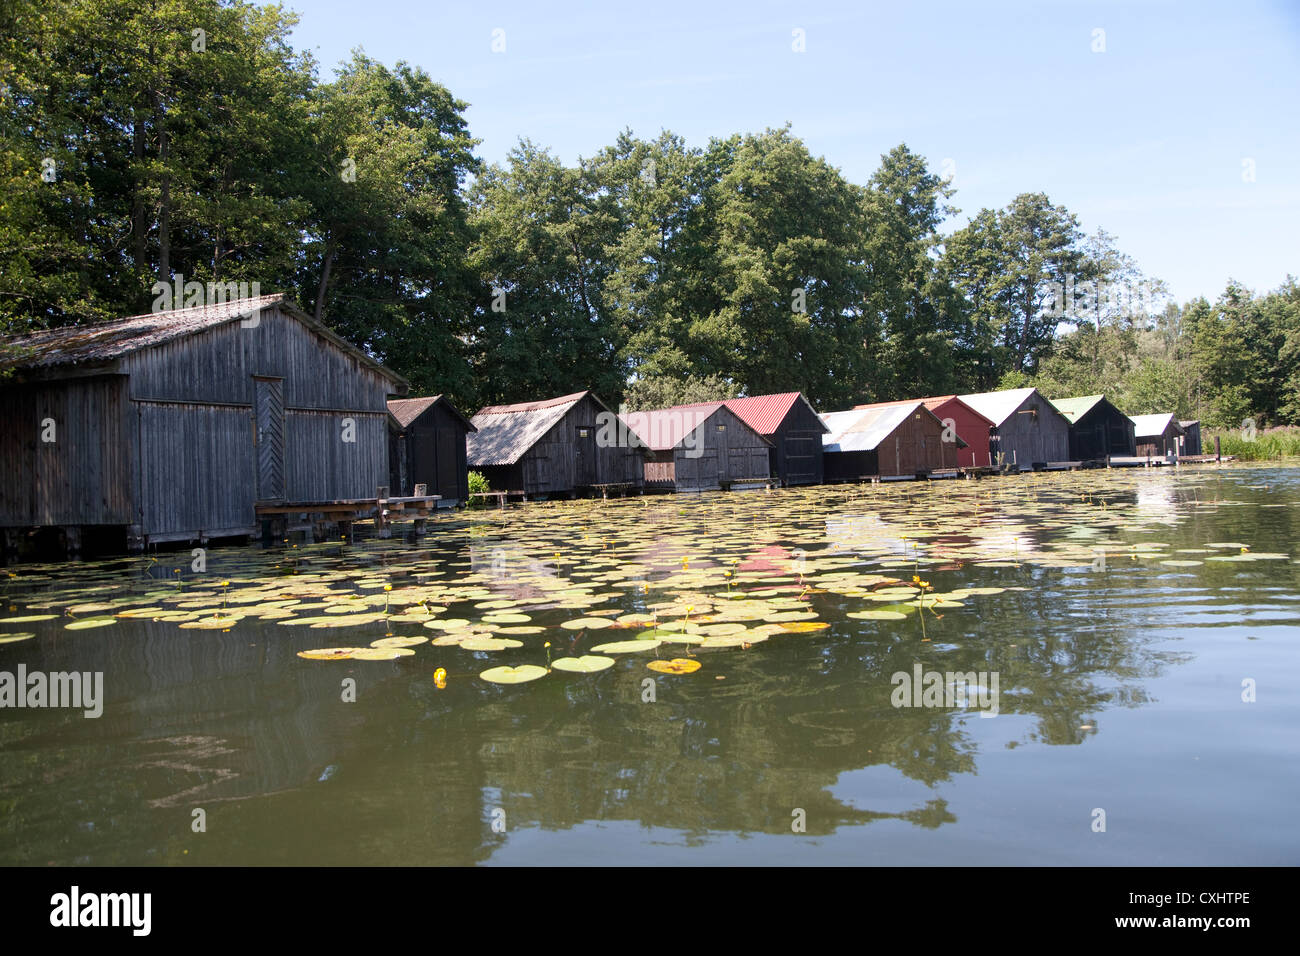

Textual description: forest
[2,0,1297,426]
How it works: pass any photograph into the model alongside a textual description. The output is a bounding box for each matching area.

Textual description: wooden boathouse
[1131,413,1185,457]
[620,403,771,492]
[909,395,995,469]
[958,388,1071,470]
[467,391,648,497]
[821,400,964,480]
[1179,420,1202,455]
[0,294,408,554]
[719,392,827,486]
[1050,394,1136,461]
[387,395,476,506]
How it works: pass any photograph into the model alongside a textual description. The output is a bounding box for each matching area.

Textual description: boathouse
[719,392,827,486]
[1050,394,1136,460]
[958,388,1070,470]
[1131,413,1185,457]
[915,396,995,468]
[467,391,647,497]
[620,403,771,492]
[387,395,476,506]
[821,400,964,480]
[0,294,406,553]
[1179,420,1203,455]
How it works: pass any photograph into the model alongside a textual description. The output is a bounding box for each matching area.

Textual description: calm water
[2,464,1298,865]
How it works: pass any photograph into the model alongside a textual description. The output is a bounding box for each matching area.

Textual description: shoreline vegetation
[1207,427,1300,460]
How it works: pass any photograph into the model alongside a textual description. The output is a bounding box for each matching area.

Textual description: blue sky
[287,0,1299,305]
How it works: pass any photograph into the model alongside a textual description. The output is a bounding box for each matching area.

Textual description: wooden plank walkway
[255,487,440,541]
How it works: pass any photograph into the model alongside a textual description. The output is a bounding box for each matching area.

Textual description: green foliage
[1209,426,1300,460]
[466,470,491,498]
[622,373,736,411]
[3,2,1295,431]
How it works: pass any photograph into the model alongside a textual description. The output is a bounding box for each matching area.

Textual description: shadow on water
[1,464,1298,864]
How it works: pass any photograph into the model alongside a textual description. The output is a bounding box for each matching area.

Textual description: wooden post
[1214,435,1221,462]
[376,485,389,538]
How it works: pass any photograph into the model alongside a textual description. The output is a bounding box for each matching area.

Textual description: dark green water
[1,464,1297,865]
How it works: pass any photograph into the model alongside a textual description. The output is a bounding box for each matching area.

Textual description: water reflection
[0,467,1297,864]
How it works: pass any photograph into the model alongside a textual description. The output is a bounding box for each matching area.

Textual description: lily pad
[647,658,702,675]
[296,647,361,660]
[480,664,548,684]
[551,655,615,673]
[351,647,417,660]
[590,638,663,653]
[64,617,116,631]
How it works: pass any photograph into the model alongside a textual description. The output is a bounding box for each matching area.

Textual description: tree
[944,193,1089,384]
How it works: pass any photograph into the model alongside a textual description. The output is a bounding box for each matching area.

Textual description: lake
[1,464,1297,865]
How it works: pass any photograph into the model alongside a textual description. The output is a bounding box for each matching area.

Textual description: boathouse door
[574,425,597,487]
[253,376,286,503]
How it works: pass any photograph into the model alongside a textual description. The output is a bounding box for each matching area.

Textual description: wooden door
[574,425,596,486]
[253,377,285,503]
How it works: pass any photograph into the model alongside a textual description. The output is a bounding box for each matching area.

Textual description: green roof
[1050,394,1107,424]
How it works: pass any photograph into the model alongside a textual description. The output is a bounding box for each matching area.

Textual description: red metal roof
[723,392,807,436]
[856,394,994,426]
[475,390,591,416]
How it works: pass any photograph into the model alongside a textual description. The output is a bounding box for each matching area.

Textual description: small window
[577,428,589,438]
[717,424,726,432]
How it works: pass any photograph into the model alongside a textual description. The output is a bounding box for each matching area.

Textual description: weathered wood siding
[0,375,133,526]
[823,411,958,480]
[767,400,825,486]
[400,402,470,501]
[136,401,255,536]
[122,304,392,411]
[1068,402,1136,459]
[516,395,643,495]
[672,406,769,491]
[122,305,395,530]
[284,409,389,502]
[991,392,1070,468]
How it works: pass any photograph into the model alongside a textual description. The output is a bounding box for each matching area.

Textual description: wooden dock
[255,486,440,542]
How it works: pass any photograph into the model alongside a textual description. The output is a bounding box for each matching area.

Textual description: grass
[1205,426,1300,460]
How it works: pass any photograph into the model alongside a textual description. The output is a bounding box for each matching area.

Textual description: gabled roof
[956,387,1041,426]
[855,394,995,427]
[0,294,407,387]
[821,400,964,452]
[1050,394,1111,424]
[467,390,647,466]
[1130,413,1182,438]
[720,392,828,436]
[387,395,476,432]
[620,403,728,452]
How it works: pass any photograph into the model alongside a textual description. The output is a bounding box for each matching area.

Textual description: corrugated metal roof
[1130,413,1180,438]
[957,388,1039,426]
[856,394,995,426]
[722,392,827,436]
[1049,394,1107,424]
[467,392,590,467]
[620,404,725,451]
[475,390,591,415]
[387,395,476,431]
[0,293,407,386]
[821,403,920,452]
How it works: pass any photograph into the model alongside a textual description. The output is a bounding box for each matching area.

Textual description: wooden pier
[255,486,440,542]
